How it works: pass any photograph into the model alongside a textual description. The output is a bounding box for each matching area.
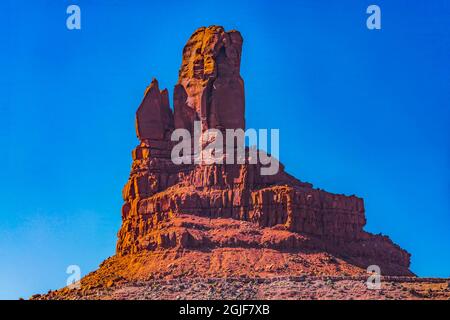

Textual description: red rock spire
[174,26,245,133]
[135,78,173,142]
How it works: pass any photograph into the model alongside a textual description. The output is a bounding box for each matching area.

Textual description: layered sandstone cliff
[116,26,412,277]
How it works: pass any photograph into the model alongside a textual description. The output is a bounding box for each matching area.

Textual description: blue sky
[0,0,449,299]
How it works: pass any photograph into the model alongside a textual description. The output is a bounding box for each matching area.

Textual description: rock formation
[116,25,412,277]
[174,26,245,133]
[32,25,428,301]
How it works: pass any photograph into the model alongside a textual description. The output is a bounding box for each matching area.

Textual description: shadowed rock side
[118,26,412,277]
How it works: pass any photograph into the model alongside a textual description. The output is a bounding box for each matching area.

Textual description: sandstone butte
[33,26,450,300]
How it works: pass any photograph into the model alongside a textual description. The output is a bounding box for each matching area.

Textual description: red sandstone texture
[35,26,449,300]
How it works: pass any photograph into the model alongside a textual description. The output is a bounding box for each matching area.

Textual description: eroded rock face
[136,78,173,141]
[175,26,245,133]
[116,26,412,276]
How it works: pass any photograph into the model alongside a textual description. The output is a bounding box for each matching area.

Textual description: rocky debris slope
[34,276,450,300]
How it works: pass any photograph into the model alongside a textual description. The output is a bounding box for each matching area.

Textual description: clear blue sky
[1,0,449,299]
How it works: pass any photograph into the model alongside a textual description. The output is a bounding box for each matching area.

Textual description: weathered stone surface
[136,78,174,141]
[174,26,245,133]
[173,84,197,132]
